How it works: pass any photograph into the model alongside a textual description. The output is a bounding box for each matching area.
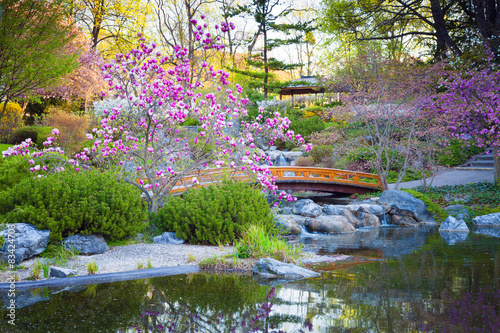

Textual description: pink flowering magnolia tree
[3,20,310,213]
[426,51,500,184]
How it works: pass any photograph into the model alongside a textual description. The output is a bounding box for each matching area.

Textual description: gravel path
[0,243,234,283]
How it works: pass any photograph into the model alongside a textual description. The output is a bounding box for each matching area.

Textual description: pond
[1,227,499,332]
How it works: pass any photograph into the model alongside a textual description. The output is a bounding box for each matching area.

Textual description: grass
[87,260,98,275]
[0,143,11,151]
[235,225,302,263]
[40,244,80,266]
[31,261,42,280]
[41,261,50,278]
[187,253,196,263]
[137,261,144,269]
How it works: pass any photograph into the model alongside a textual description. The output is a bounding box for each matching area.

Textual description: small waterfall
[275,153,288,166]
[380,212,389,226]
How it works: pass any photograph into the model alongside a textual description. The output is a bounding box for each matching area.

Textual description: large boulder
[305,216,355,234]
[391,214,418,227]
[275,215,302,235]
[475,227,500,238]
[292,199,322,218]
[153,232,185,245]
[62,234,109,255]
[357,212,381,227]
[0,223,50,264]
[473,212,500,227]
[341,209,364,228]
[379,190,434,222]
[444,205,470,221]
[322,205,347,216]
[439,216,469,232]
[253,258,320,279]
[358,204,387,217]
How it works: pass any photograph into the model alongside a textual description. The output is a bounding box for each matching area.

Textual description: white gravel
[0,243,234,283]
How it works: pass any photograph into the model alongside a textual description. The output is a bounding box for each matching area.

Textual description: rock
[275,215,302,235]
[359,204,386,217]
[62,234,109,255]
[474,227,500,238]
[0,223,50,264]
[391,214,418,227]
[304,218,319,233]
[439,231,469,245]
[282,151,303,162]
[439,216,469,232]
[50,266,77,278]
[280,206,293,215]
[269,146,278,151]
[292,199,322,218]
[322,205,347,216]
[253,258,320,279]
[444,205,470,220]
[357,212,381,227]
[341,209,364,228]
[379,190,434,222]
[473,212,500,227]
[319,216,355,234]
[153,232,185,245]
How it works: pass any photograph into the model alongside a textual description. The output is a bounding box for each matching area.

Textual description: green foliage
[181,117,201,126]
[309,145,334,163]
[87,260,98,274]
[8,126,52,149]
[289,115,326,140]
[414,182,500,207]
[152,180,275,245]
[0,235,4,247]
[438,139,484,167]
[402,189,449,222]
[41,244,80,266]
[0,102,23,143]
[0,154,31,191]
[235,224,302,262]
[0,170,147,242]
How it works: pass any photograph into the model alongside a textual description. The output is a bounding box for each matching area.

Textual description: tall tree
[319,0,500,59]
[228,0,313,98]
[0,0,79,118]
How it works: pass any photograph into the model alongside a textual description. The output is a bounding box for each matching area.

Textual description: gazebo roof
[279,76,325,96]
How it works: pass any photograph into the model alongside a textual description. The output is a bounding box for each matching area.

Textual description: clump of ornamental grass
[235,224,302,262]
[87,260,98,275]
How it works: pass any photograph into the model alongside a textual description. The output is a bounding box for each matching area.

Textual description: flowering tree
[3,19,309,213]
[426,53,500,184]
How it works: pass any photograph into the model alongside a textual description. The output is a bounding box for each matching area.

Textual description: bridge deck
[139,166,383,194]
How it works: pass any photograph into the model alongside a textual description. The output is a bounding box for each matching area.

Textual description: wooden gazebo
[279,76,325,100]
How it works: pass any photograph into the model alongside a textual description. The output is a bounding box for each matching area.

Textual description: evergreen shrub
[309,145,334,163]
[0,170,147,241]
[152,180,275,245]
[0,155,31,191]
[8,126,52,149]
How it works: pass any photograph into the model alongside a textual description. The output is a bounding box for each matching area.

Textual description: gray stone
[359,204,386,217]
[280,206,293,215]
[357,212,381,227]
[62,234,109,255]
[275,215,302,235]
[340,209,363,228]
[439,231,469,245]
[473,212,500,227]
[391,214,418,227]
[253,257,320,279]
[306,216,355,234]
[0,223,50,264]
[444,205,470,220]
[322,205,347,216]
[439,216,469,232]
[49,266,77,278]
[292,199,322,218]
[379,190,434,222]
[153,232,185,245]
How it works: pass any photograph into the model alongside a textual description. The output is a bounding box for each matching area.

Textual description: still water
[1,227,499,333]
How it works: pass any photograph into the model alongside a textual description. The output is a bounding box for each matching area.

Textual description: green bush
[8,126,52,149]
[438,139,484,167]
[0,155,31,191]
[181,117,201,126]
[0,170,147,242]
[309,145,334,164]
[289,116,326,140]
[152,180,275,245]
[401,189,448,222]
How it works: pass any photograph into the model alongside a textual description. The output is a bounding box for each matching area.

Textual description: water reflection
[1,231,499,332]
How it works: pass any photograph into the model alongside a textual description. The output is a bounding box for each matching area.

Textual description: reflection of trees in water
[129,273,312,332]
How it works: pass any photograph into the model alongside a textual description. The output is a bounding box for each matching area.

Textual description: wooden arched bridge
[148,167,383,195]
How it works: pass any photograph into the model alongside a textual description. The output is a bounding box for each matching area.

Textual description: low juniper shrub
[0,170,147,241]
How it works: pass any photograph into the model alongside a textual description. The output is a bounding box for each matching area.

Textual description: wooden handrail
[138,166,383,193]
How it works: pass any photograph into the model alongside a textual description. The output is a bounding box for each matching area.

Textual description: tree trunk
[263,14,268,99]
[430,0,462,56]
[494,146,500,185]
